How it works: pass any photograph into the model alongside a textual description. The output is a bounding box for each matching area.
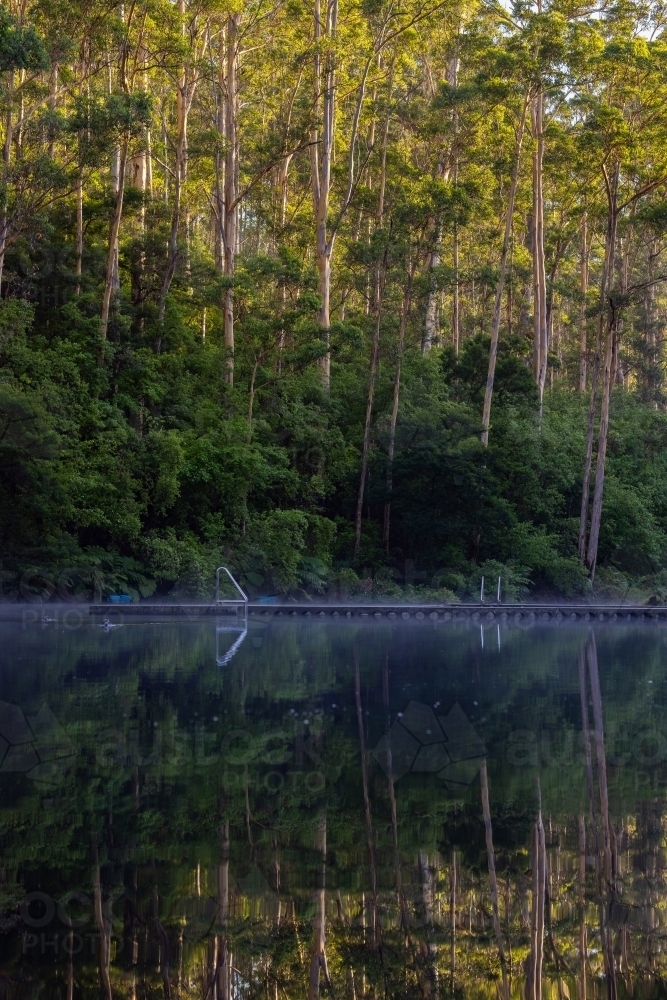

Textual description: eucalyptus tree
[576,24,667,580]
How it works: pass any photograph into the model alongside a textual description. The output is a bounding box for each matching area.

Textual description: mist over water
[0,617,666,998]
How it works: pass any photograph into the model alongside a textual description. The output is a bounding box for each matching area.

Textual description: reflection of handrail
[216,622,248,666]
[216,566,248,618]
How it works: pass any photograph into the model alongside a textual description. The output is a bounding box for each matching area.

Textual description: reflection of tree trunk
[93,851,113,1000]
[419,852,438,997]
[585,632,617,1000]
[525,812,545,1000]
[578,815,587,1000]
[309,813,327,1000]
[152,878,171,998]
[216,821,231,1000]
[586,634,612,887]
[450,849,456,993]
[479,760,510,1000]
[354,651,378,946]
[67,933,75,1000]
[382,654,410,937]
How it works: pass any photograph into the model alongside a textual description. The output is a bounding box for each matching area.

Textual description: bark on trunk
[310,0,337,391]
[101,137,128,340]
[383,267,414,553]
[578,161,618,567]
[0,70,14,294]
[75,168,83,294]
[531,89,548,418]
[158,0,197,348]
[578,211,588,391]
[223,13,239,385]
[481,94,528,446]
[423,55,457,353]
[354,250,386,559]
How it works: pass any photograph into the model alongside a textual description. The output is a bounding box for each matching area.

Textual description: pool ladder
[215,566,248,666]
[216,566,248,621]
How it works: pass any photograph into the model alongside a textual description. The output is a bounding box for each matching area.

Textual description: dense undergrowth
[2,298,667,604]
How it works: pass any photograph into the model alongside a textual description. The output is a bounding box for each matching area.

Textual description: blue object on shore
[108,594,132,603]
[258,596,278,604]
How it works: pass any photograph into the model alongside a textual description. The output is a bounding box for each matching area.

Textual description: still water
[0,614,665,999]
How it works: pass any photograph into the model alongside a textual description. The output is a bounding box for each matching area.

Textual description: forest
[2,0,667,601]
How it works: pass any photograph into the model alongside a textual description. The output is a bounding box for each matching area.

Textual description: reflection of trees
[3,621,667,996]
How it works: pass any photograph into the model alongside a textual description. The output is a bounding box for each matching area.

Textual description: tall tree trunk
[578,161,619,567]
[223,13,239,385]
[481,94,528,446]
[578,211,588,391]
[354,88,392,558]
[531,88,548,418]
[384,266,414,553]
[354,244,387,558]
[75,168,83,295]
[0,70,15,294]
[158,0,195,347]
[480,759,510,1000]
[423,55,457,353]
[101,137,128,340]
[310,0,338,391]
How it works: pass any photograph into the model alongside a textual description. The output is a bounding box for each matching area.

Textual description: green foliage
[2,0,667,605]
[0,8,48,71]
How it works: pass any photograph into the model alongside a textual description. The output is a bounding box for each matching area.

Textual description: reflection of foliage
[0,621,667,997]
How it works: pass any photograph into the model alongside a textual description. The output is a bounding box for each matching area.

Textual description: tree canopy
[2,0,667,601]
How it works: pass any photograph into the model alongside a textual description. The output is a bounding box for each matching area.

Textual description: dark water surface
[1,615,666,998]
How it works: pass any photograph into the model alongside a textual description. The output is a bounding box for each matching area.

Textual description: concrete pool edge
[87,602,667,623]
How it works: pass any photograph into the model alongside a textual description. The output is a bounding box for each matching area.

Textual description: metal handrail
[216,566,248,608]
